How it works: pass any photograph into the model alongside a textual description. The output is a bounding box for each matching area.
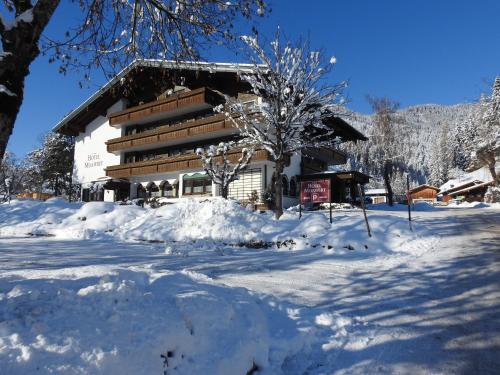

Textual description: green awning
[183,172,208,180]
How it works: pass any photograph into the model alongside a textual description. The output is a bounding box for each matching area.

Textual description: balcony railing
[106,149,270,178]
[108,87,223,126]
[106,113,236,152]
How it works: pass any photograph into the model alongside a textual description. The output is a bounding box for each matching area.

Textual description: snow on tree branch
[196,141,254,199]
[40,0,267,81]
[469,77,500,186]
[219,30,347,217]
[0,84,16,96]
[224,32,346,161]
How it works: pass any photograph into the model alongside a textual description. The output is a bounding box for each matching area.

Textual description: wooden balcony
[108,87,223,126]
[106,149,270,178]
[303,147,346,165]
[106,113,237,153]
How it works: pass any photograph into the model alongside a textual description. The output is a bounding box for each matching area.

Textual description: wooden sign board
[300,179,331,203]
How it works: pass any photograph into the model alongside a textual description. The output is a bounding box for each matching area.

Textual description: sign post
[330,200,332,224]
[357,183,372,237]
[407,175,412,231]
[300,179,332,223]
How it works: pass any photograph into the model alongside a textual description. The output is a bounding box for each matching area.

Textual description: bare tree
[366,96,403,206]
[223,32,346,218]
[196,141,254,199]
[0,0,266,160]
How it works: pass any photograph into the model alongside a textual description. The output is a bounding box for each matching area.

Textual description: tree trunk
[54,175,59,196]
[0,112,18,161]
[221,184,228,199]
[0,0,61,161]
[383,161,394,206]
[273,159,285,219]
[488,160,500,187]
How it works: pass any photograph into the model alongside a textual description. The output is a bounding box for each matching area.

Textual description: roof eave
[53,59,263,135]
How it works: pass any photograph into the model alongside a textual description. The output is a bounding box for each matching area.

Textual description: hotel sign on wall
[300,179,331,203]
[84,153,103,168]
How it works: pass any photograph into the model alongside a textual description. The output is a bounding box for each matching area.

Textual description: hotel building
[53,60,367,207]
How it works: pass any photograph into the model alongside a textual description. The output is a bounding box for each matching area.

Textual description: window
[161,181,175,197]
[82,188,90,202]
[147,182,160,197]
[228,168,262,201]
[183,176,212,195]
[282,176,289,196]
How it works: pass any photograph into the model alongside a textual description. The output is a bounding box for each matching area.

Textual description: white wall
[73,100,126,186]
[257,156,301,208]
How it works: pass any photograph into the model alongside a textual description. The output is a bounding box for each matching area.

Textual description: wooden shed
[409,184,439,203]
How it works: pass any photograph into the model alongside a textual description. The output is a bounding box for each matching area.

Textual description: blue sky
[7,0,500,157]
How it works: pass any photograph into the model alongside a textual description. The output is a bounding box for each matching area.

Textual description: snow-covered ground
[0,198,499,374]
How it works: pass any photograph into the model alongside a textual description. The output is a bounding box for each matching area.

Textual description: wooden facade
[106,149,271,179]
[442,181,493,203]
[108,87,222,126]
[106,113,236,152]
[409,185,439,202]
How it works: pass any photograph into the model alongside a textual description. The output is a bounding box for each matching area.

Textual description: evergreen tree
[24,133,74,197]
[365,96,407,206]
[428,123,453,186]
[472,77,500,186]
[0,151,25,200]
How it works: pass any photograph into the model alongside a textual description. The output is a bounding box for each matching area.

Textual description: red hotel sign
[300,179,331,203]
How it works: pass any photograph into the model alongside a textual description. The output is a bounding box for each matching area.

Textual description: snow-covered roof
[449,180,494,196]
[439,165,500,194]
[53,59,260,135]
[409,184,439,193]
[364,188,387,196]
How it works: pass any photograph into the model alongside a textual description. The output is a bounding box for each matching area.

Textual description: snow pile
[367,202,438,211]
[0,199,144,239]
[116,199,436,256]
[48,202,145,239]
[0,198,78,237]
[447,201,500,209]
[0,270,312,374]
[0,198,438,256]
[118,198,268,243]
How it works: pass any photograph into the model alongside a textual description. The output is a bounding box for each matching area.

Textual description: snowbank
[119,198,269,243]
[0,270,310,374]
[0,199,144,239]
[117,199,436,256]
[0,198,436,256]
[447,201,500,209]
[367,202,439,212]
